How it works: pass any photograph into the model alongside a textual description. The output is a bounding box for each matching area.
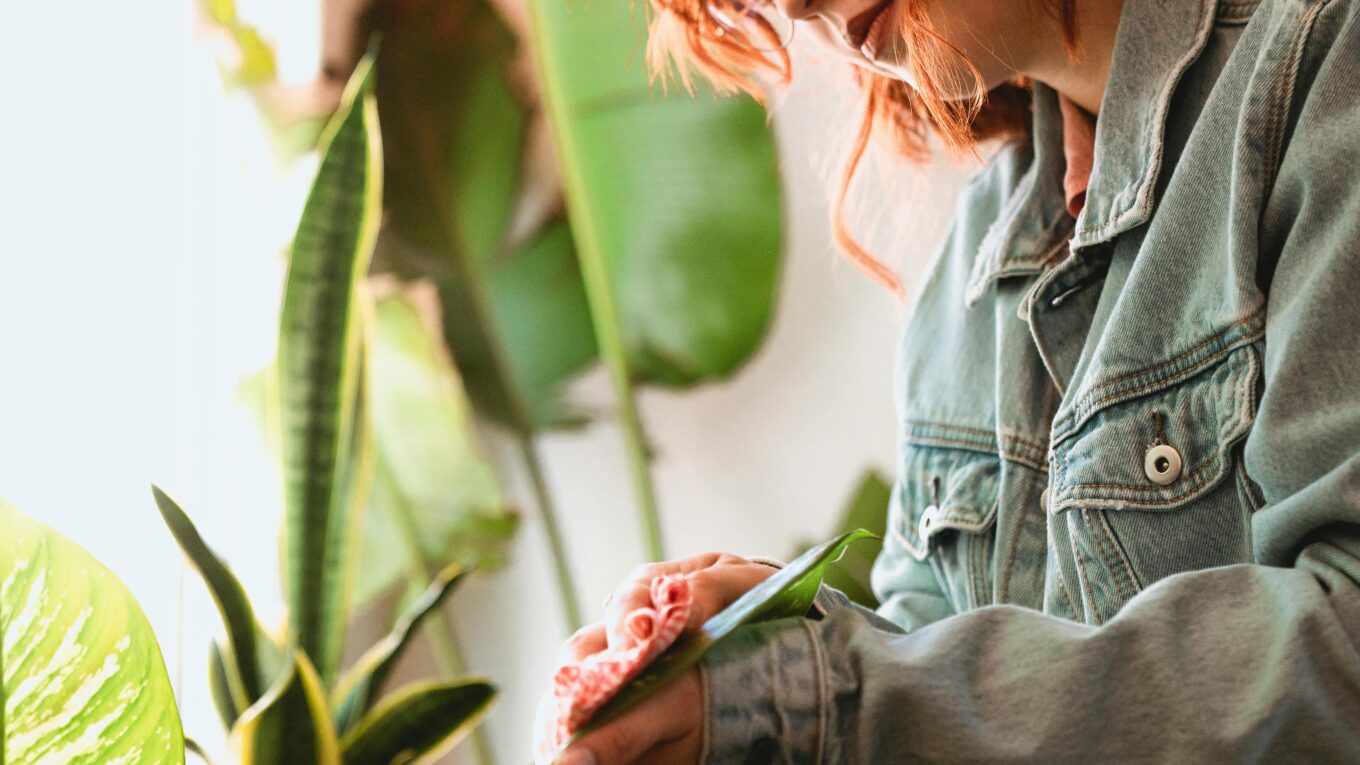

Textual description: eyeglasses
[704,0,795,52]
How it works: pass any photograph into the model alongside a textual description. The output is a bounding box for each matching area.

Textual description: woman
[538,0,1360,761]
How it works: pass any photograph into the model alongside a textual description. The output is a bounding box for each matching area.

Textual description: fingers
[557,624,607,665]
[555,668,702,765]
[603,554,732,650]
[626,728,704,765]
[682,562,778,632]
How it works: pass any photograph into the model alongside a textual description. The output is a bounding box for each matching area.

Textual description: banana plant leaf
[375,0,597,433]
[153,485,267,713]
[526,0,783,387]
[337,679,494,765]
[354,291,517,610]
[567,530,875,747]
[276,52,382,686]
[331,562,468,733]
[1,499,184,764]
[232,651,339,765]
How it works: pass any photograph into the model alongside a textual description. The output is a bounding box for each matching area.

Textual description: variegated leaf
[1,499,184,764]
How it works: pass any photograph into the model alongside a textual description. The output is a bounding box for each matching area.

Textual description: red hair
[646,0,1078,298]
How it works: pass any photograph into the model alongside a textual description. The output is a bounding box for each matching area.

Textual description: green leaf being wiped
[570,530,876,743]
[796,471,891,609]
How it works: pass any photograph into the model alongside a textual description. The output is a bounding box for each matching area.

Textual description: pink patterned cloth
[542,574,694,758]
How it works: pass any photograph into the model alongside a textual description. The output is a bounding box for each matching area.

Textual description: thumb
[555,718,650,765]
[554,668,701,765]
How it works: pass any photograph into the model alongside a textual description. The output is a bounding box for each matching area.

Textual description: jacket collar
[1070,0,1219,249]
[964,83,1073,305]
[967,0,1222,293]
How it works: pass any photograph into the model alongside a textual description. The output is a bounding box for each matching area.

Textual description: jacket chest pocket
[1046,343,1262,624]
[888,435,1002,613]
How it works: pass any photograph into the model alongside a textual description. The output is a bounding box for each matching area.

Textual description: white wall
[0,6,970,763]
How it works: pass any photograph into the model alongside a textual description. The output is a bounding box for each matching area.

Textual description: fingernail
[556,749,597,765]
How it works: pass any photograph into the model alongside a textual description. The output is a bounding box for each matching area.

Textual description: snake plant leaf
[232,650,340,765]
[376,0,597,433]
[337,679,494,765]
[568,530,876,745]
[185,737,213,765]
[152,485,266,713]
[276,51,382,686]
[331,563,469,733]
[208,641,240,731]
[353,291,517,610]
[526,0,783,387]
[1,499,184,764]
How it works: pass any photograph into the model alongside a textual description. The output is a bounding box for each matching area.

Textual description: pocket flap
[889,440,1001,561]
[1048,345,1259,514]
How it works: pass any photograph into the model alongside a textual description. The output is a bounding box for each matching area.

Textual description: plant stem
[613,386,664,563]
[384,462,498,765]
[524,0,666,564]
[516,432,584,630]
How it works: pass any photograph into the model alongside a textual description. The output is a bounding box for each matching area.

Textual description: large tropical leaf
[375,0,597,432]
[337,680,494,765]
[0,499,184,764]
[231,651,339,765]
[568,530,875,746]
[526,0,783,386]
[353,291,517,610]
[152,485,266,713]
[276,53,382,686]
[331,563,468,733]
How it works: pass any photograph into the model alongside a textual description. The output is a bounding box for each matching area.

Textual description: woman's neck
[1029,0,1127,115]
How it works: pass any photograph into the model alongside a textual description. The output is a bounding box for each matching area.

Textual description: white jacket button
[1144,444,1183,485]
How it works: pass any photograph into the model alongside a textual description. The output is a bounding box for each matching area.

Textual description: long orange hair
[646,0,1078,297]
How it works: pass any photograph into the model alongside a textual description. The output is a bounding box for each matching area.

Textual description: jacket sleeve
[698,5,1360,763]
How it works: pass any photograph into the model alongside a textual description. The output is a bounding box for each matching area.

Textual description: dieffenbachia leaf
[152,485,266,714]
[231,651,339,765]
[331,563,469,733]
[276,50,382,686]
[569,530,876,744]
[338,679,494,765]
[1,499,184,764]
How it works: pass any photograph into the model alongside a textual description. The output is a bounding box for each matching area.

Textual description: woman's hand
[537,653,703,765]
[533,553,778,764]
[600,553,778,651]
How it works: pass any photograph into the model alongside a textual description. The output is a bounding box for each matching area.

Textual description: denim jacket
[700,0,1360,761]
